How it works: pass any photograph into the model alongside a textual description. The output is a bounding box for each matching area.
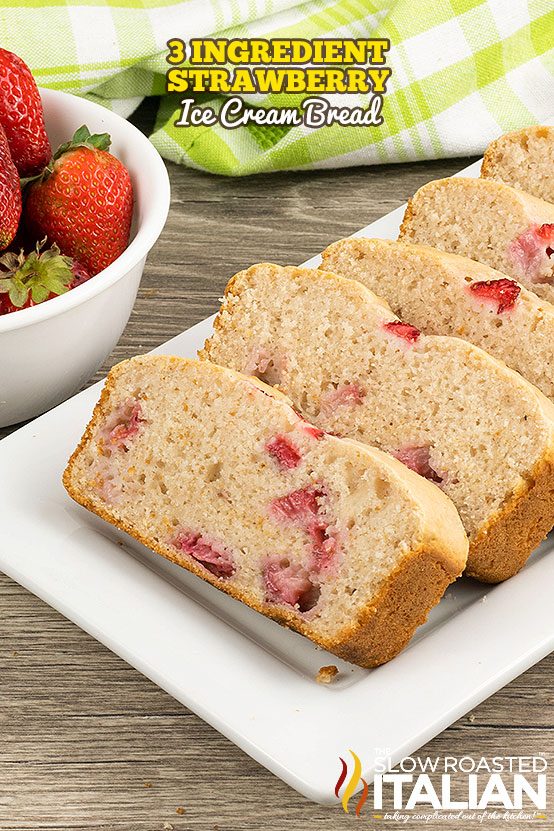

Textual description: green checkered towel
[2,0,553,175]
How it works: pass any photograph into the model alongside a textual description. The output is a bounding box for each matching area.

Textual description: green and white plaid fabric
[1,0,553,175]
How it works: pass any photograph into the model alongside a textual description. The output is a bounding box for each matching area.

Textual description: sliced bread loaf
[481,126,554,204]
[398,177,554,304]
[321,237,554,400]
[202,263,554,583]
[63,355,468,668]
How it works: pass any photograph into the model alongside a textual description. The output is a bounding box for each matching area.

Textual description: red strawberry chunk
[107,400,144,450]
[468,278,521,314]
[383,320,421,343]
[266,435,302,469]
[536,223,554,243]
[271,485,322,524]
[297,422,326,440]
[510,224,554,283]
[264,558,320,612]
[173,530,235,578]
[270,486,339,571]
[392,445,443,484]
[321,382,366,414]
[538,223,554,259]
[309,524,339,570]
[244,345,271,375]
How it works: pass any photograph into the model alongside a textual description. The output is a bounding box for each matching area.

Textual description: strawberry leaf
[30,284,51,304]
[9,282,28,308]
[54,124,111,160]
[0,241,74,309]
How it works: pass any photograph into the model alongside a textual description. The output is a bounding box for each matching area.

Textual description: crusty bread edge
[63,355,463,670]
[399,177,554,243]
[467,453,554,582]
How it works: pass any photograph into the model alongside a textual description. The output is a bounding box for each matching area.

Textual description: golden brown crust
[398,194,417,240]
[330,549,457,667]
[466,454,554,583]
[64,460,459,668]
[63,356,463,669]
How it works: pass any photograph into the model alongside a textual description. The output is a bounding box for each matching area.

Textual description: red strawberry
[265,434,302,469]
[0,123,21,251]
[0,241,89,315]
[469,278,521,314]
[392,445,443,484]
[172,530,235,578]
[25,125,133,276]
[263,557,319,612]
[537,223,554,259]
[0,49,51,177]
[271,485,322,524]
[270,485,338,571]
[383,320,421,343]
[295,420,325,440]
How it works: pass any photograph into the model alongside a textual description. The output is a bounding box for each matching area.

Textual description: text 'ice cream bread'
[201,263,554,583]
[321,237,554,400]
[63,356,468,668]
[398,177,554,305]
[481,126,554,205]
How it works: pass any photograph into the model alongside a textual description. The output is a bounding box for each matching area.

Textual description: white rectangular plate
[1,159,553,806]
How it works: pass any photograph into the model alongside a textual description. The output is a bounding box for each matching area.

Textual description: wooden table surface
[1,103,552,830]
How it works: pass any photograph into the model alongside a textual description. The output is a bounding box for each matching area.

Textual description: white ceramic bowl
[0,88,170,428]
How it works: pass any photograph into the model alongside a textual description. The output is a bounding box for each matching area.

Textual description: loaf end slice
[399,177,554,305]
[481,126,554,204]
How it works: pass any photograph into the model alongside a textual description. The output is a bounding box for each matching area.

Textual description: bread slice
[481,126,554,204]
[63,355,467,669]
[398,177,554,305]
[321,237,554,400]
[202,263,554,583]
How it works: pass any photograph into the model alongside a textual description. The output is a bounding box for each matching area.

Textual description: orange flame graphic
[334,750,369,815]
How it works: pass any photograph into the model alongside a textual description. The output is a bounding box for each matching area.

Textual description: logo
[334,751,548,822]
[335,750,369,816]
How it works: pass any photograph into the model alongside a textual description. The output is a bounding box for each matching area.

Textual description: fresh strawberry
[69,259,93,289]
[0,241,89,314]
[25,125,133,276]
[383,320,421,343]
[0,49,51,177]
[468,278,521,314]
[0,123,21,251]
